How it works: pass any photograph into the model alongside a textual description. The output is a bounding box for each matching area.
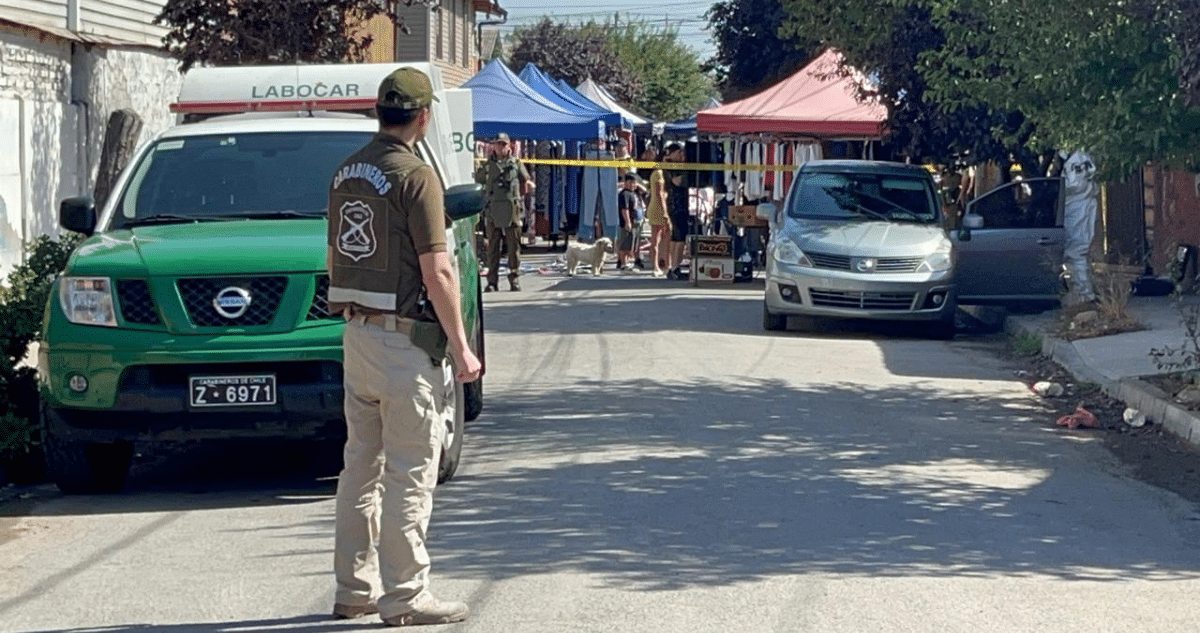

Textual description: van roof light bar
[170,62,443,115]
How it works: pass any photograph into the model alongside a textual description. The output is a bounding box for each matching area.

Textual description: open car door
[953,177,1066,305]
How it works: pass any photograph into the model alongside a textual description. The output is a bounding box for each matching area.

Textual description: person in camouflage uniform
[477,132,533,291]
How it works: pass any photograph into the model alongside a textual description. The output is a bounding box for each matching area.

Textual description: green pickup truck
[39,63,485,493]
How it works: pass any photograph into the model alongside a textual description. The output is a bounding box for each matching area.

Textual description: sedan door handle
[1036,237,1061,246]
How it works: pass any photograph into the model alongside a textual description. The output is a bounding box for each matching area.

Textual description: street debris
[1031,380,1065,397]
[1056,405,1101,429]
[1175,386,1200,406]
[1123,407,1148,428]
[1069,310,1099,330]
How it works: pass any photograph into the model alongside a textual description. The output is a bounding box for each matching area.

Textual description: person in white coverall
[1061,151,1099,303]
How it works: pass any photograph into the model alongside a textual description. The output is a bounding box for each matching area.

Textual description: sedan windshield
[787,171,940,224]
[110,131,372,229]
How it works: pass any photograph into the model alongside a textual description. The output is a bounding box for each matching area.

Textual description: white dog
[565,237,613,276]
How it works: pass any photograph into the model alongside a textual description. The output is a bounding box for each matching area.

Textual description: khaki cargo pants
[485,201,521,286]
[334,314,446,618]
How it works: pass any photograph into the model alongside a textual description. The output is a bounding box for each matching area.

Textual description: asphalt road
[4,252,1200,632]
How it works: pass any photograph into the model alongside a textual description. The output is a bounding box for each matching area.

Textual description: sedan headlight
[59,277,117,326]
[916,241,954,273]
[773,237,813,267]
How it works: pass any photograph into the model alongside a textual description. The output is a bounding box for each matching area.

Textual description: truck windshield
[111,131,373,228]
[787,171,940,224]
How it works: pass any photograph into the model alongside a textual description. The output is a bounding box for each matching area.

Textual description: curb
[1005,315,1200,446]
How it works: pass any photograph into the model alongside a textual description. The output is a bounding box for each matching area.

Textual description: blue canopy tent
[517,63,623,130]
[464,60,616,243]
[463,59,610,140]
[512,64,626,240]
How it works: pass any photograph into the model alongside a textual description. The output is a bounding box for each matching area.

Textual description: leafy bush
[0,234,79,462]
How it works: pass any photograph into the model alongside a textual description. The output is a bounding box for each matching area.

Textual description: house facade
[0,0,181,275]
[365,0,506,86]
[0,0,507,276]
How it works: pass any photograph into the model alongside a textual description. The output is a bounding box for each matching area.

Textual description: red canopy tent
[696,49,886,138]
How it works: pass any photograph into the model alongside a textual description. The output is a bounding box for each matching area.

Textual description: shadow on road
[18,614,376,633]
[0,440,341,517]
[425,377,1200,589]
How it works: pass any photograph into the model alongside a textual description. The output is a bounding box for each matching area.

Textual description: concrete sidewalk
[1005,294,1200,445]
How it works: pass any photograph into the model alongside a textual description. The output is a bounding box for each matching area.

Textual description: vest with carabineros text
[327,133,448,320]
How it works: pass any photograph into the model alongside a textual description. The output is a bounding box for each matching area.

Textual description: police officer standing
[478,132,533,291]
[326,67,481,626]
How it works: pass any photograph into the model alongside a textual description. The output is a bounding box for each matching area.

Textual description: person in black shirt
[663,141,690,280]
[617,172,641,270]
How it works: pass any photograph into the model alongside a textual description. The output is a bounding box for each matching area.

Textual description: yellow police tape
[481,157,800,172]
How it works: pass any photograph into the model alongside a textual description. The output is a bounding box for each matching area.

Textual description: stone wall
[0,24,181,275]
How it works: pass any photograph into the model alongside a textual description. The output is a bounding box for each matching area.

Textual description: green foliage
[917,0,1200,176]
[510,18,643,108]
[704,0,818,100]
[775,0,1200,174]
[155,0,402,71]
[509,16,714,122]
[605,19,715,121]
[1010,332,1043,357]
[777,1,1053,171]
[0,234,79,460]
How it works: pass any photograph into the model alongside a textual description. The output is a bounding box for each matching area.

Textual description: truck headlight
[773,238,813,267]
[916,242,954,273]
[59,277,117,326]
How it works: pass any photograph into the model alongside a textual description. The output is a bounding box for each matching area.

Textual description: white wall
[0,25,181,276]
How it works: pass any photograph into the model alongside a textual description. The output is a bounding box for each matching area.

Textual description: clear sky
[488,0,719,63]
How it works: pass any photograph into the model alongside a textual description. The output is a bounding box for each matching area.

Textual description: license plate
[189,375,276,407]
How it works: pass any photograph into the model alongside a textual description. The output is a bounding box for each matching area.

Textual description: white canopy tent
[575,79,650,128]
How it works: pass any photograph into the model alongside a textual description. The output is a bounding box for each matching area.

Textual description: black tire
[437,380,465,484]
[464,282,485,422]
[924,319,956,340]
[43,407,133,494]
[763,302,787,331]
[924,302,958,340]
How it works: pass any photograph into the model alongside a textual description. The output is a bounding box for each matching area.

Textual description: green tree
[605,19,714,120]
[704,0,818,100]
[780,0,1200,175]
[156,0,413,71]
[510,18,643,109]
[916,0,1200,175]
[779,1,1051,172]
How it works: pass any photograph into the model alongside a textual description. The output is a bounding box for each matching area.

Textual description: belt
[343,308,414,334]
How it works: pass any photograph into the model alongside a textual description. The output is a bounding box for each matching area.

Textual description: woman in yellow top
[646,157,673,277]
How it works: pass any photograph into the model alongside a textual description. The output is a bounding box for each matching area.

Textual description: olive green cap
[377,68,439,110]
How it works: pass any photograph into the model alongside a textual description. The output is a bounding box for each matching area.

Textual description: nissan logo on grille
[213,286,253,319]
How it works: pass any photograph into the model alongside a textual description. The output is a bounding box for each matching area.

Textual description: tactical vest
[483,155,523,206]
[327,136,432,319]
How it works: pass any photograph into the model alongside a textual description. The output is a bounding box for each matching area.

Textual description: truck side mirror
[444,183,485,221]
[60,196,97,236]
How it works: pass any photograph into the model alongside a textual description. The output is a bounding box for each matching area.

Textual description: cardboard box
[692,257,735,284]
[729,204,768,228]
[690,235,733,258]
